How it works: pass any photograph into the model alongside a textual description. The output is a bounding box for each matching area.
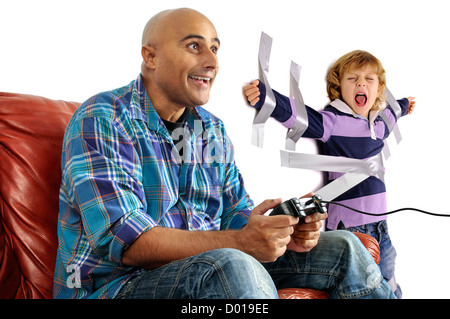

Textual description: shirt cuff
[109,210,157,265]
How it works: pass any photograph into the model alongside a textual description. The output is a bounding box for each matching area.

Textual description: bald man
[53,8,396,299]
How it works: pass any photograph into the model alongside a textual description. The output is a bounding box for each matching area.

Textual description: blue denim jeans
[115,230,395,299]
[332,220,402,299]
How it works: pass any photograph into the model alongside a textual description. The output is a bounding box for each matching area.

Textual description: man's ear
[142,45,157,69]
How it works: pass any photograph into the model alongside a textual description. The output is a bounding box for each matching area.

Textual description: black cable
[322,200,450,218]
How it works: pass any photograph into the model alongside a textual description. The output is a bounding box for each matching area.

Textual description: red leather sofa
[0,92,79,298]
[0,92,380,299]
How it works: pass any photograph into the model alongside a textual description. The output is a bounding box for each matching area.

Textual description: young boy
[243,50,415,298]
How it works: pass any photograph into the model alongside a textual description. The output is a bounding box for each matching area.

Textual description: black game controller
[269,195,327,223]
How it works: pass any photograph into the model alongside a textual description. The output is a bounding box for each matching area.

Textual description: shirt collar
[131,74,206,136]
[330,99,381,123]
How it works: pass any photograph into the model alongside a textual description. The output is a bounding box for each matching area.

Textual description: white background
[2,0,449,299]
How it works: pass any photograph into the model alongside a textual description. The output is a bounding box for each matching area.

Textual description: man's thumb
[251,198,283,216]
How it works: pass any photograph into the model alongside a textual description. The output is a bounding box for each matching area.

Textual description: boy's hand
[243,80,261,106]
[407,96,416,114]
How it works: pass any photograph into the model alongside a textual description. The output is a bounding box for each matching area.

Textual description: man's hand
[286,211,327,253]
[287,193,328,253]
[239,198,299,262]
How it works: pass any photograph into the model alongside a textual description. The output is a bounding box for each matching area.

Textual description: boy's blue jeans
[333,220,401,299]
[115,230,395,299]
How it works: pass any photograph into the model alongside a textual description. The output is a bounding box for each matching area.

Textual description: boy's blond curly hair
[326,50,386,111]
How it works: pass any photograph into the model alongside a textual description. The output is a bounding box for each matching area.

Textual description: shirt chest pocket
[180,163,223,195]
[179,163,224,216]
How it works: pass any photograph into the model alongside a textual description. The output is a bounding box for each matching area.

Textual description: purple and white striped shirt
[253,82,409,229]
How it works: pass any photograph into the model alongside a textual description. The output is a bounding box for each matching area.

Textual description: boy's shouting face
[340,64,380,119]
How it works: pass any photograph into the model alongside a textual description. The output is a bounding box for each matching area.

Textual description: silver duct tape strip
[316,173,370,202]
[378,88,403,159]
[280,151,384,179]
[385,87,403,120]
[382,140,391,160]
[251,123,265,148]
[280,150,385,201]
[285,61,308,151]
[252,32,276,148]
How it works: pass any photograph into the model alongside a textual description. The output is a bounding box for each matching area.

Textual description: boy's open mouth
[355,93,367,107]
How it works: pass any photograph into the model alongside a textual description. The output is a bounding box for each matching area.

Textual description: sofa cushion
[0,92,79,298]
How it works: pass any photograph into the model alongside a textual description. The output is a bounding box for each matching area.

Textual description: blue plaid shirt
[53,75,254,299]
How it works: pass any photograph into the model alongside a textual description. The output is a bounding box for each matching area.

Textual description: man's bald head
[141,8,215,47]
